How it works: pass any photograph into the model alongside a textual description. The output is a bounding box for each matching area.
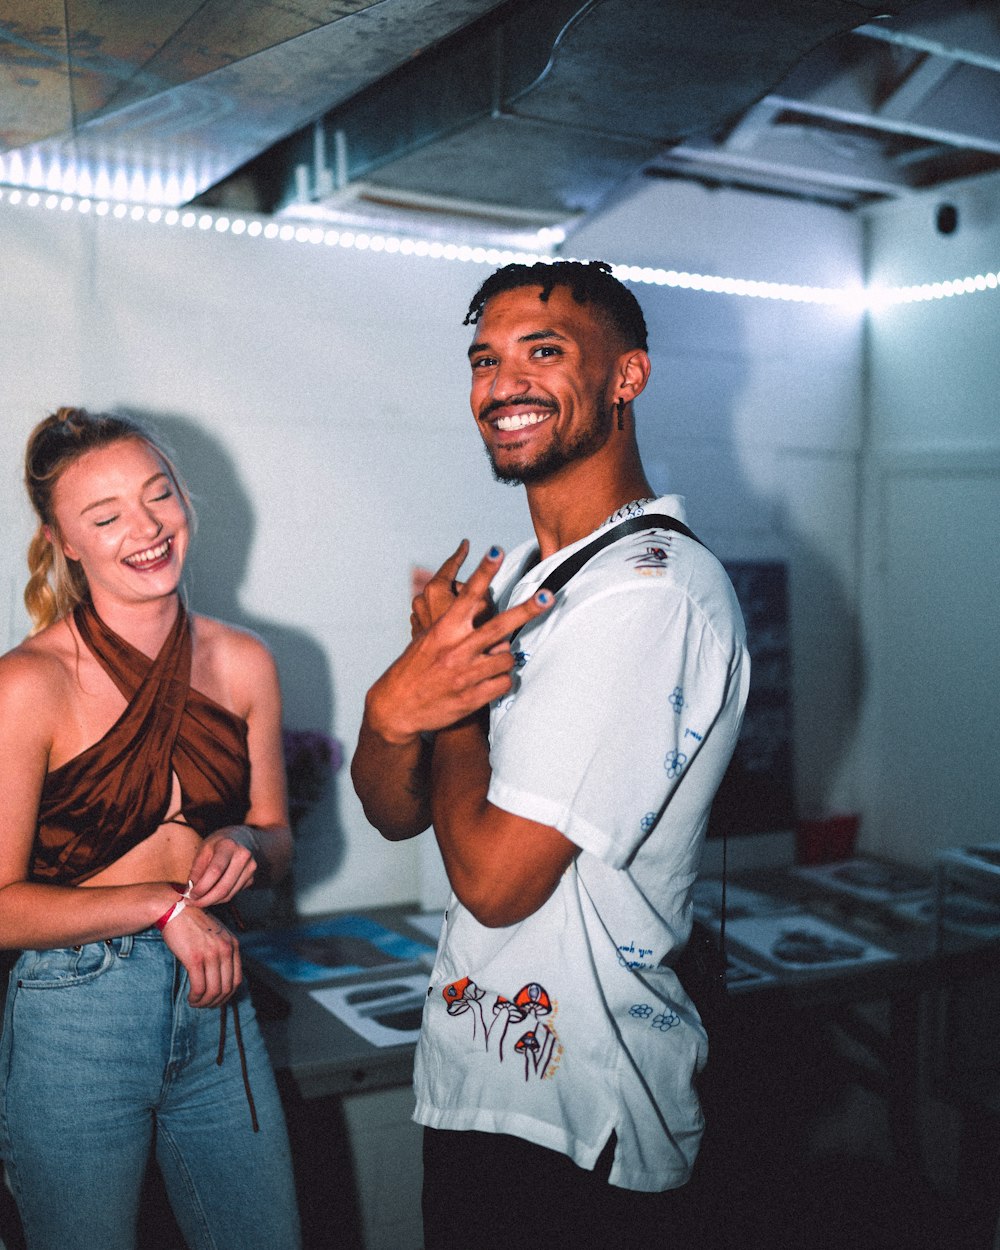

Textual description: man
[352,260,749,1248]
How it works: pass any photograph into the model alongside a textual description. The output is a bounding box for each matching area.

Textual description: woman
[0,408,302,1249]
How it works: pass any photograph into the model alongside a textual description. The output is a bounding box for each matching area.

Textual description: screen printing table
[244,863,1000,1248]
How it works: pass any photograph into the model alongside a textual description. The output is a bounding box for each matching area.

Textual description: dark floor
[683,1143,985,1250]
[682,996,1000,1250]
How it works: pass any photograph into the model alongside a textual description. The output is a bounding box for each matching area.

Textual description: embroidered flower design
[664,749,688,779]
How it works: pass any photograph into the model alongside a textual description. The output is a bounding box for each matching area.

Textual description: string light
[0,185,994,310]
[865,271,1000,310]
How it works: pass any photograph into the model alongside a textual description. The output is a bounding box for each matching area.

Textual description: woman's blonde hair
[24,407,194,634]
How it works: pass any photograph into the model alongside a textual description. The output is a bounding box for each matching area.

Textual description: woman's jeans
[0,929,301,1250]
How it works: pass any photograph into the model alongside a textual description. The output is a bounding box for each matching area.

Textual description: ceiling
[2,0,998,245]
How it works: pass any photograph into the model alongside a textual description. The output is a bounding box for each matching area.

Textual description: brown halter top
[31,599,251,885]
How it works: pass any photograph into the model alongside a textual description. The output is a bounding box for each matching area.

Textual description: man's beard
[486,395,614,486]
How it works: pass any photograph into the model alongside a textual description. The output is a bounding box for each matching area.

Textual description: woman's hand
[161,903,241,1007]
[186,827,259,907]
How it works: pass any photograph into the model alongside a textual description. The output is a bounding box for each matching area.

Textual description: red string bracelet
[155,882,187,932]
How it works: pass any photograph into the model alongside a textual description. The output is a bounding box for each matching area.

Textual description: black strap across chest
[534,512,704,598]
[509,513,703,646]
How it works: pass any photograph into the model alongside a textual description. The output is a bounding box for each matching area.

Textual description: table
[245,906,437,1250]
[247,870,1000,1248]
[247,905,434,1098]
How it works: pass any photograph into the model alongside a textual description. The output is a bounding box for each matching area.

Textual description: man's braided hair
[463,259,648,352]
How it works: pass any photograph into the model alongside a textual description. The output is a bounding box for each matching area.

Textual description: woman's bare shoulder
[0,620,77,719]
[190,614,279,716]
[191,613,274,666]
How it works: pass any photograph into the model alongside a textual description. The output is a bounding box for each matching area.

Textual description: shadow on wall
[638,285,865,831]
[127,408,346,904]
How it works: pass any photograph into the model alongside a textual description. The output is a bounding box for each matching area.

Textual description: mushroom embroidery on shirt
[441,976,562,1079]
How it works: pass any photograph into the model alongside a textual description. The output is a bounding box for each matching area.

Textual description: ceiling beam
[766,86,1000,157]
[876,51,955,120]
[652,131,910,199]
[855,7,1000,75]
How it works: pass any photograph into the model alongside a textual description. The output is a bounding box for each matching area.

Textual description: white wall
[858,171,1000,865]
[0,178,866,911]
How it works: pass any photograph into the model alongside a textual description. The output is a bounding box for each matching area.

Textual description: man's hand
[353,544,551,840]
[369,546,552,746]
[411,540,469,638]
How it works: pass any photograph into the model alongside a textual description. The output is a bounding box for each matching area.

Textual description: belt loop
[118,934,134,958]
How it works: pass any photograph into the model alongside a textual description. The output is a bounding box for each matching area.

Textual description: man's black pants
[422,1127,698,1250]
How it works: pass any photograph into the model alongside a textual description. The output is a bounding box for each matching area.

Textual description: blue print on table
[640,811,657,834]
[664,748,687,779]
[629,1003,653,1019]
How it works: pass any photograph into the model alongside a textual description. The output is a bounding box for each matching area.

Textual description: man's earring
[616,398,625,430]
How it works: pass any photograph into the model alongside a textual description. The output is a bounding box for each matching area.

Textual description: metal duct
[219,0,923,223]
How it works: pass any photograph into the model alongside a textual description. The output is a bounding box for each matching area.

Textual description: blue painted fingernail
[537,591,552,605]
[489,546,501,560]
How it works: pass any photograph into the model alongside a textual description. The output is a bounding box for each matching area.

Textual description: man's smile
[493,410,554,432]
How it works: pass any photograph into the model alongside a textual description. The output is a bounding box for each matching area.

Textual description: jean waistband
[17,928,165,960]
[101,928,166,956]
